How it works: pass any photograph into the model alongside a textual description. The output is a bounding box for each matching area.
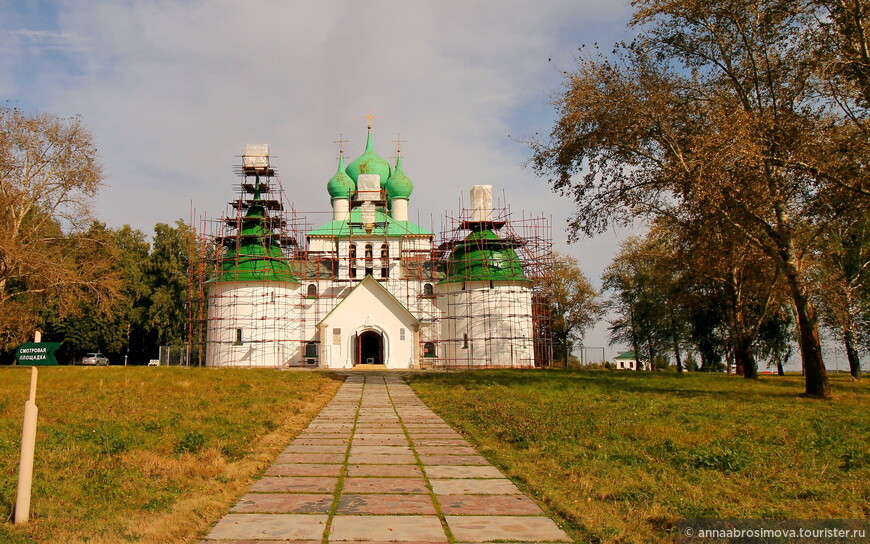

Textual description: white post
[15,366,38,524]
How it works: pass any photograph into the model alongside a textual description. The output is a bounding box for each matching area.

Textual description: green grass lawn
[408,370,870,544]
[0,366,342,544]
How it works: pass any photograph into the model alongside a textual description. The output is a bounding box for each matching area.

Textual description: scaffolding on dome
[421,191,553,369]
[187,145,312,368]
[187,147,554,369]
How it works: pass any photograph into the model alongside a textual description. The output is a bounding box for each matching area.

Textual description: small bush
[840,450,870,471]
[690,445,748,472]
[174,430,207,454]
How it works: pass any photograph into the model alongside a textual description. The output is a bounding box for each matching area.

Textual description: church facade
[204,128,543,369]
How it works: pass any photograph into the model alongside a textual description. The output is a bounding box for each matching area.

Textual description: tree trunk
[775,209,829,397]
[647,338,656,371]
[788,276,830,397]
[673,334,683,372]
[843,328,862,381]
[733,334,758,379]
[631,331,642,373]
[671,314,683,373]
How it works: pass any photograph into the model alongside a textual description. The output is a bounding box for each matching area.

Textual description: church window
[423,283,434,297]
[381,243,389,278]
[423,342,436,357]
[349,244,357,279]
[400,328,406,340]
[462,333,469,349]
[365,244,374,276]
[307,284,318,298]
[305,341,319,358]
[235,328,243,345]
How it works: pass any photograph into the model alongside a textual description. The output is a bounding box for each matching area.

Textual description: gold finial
[333,133,348,156]
[364,111,375,130]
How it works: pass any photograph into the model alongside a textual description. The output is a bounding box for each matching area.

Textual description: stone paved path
[201,374,572,543]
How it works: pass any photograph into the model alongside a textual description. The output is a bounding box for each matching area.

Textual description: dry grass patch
[408,370,870,544]
[0,367,342,543]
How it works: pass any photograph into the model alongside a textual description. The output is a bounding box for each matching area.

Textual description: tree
[0,107,119,349]
[756,309,795,376]
[143,220,195,347]
[813,209,870,380]
[541,253,600,366]
[603,237,674,370]
[529,0,867,397]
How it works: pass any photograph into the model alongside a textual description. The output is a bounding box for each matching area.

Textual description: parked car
[81,352,109,366]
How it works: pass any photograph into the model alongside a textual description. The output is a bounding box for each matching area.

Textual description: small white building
[205,127,543,369]
[614,351,645,370]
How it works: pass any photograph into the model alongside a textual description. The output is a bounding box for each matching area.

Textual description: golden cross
[390,133,407,162]
[392,133,407,155]
[364,112,375,129]
[333,133,348,156]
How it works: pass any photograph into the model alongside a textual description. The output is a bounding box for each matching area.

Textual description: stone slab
[329,515,447,542]
[295,433,351,440]
[424,465,505,479]
[250,476,337,493]
[446,516,570,542]
[232,493,333,514]
[266,464,342,477]
[352,437,409,445]
[283,445,348,454]
[437,494,545,516]
[353,427,405,434]
[415,446,479,456]
[342,477,429,494]
[348,453,417,465]
[206,514,327,540]
[336,494,437,514]
[414,439,472,447]
[291,438,348,445]
[418,455,489,466]
[350,445,413,455]
[275,453,346,464]
[430,479,521,495]
[346,464,423,478]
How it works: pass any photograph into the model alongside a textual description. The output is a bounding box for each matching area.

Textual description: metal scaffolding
[187,149,553,369]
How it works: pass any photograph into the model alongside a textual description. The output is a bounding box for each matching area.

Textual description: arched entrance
[357,330,383,365]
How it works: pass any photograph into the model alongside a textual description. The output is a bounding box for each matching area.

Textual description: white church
[204,126,545,369]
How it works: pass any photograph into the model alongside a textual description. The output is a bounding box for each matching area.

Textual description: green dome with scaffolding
[210,205,299,283]
[439,227,530,284]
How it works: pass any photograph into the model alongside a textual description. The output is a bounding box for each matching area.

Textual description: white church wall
[438,280,534,367]
[319,278,418,369]
[206,281,303,367]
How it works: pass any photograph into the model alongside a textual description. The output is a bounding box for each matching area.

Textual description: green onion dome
[345,130,392,186]
[327,154,355,199]
[439,228,529,284]
[384,154,414,201]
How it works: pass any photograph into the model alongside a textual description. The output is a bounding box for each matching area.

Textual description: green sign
[15,343,60,366]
